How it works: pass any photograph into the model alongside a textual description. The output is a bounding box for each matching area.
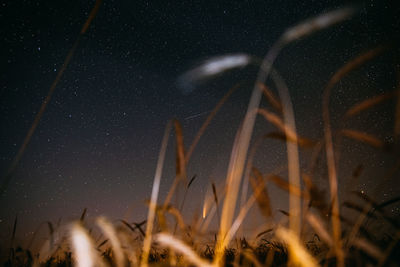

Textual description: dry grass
[2,5,400,267]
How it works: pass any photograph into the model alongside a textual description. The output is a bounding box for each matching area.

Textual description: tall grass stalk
[141,121,173,267]
[214,7,355,265]
[322,46,387,266]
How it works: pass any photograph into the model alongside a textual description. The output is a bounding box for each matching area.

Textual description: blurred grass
[2,5,400,267]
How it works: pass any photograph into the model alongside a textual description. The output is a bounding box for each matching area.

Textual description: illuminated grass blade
[214,8,355,265]
[344,90,398,118]
[155,233,213,267]
[340,129,384,148]
[322,46,387,266]
[276,227,319,267]
[96,217,125,267]
[141,121,172,267]
[70,223,106,267]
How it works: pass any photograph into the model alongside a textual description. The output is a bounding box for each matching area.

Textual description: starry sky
[0,0,399,249]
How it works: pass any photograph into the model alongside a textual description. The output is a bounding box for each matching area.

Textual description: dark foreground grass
[3,232,400,266]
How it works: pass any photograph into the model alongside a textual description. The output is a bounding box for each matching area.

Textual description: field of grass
[2,5,400,267]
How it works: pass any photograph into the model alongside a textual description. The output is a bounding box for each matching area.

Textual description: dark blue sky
[0,0,398,250]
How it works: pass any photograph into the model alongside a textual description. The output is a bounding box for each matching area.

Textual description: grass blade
[322,46,388,266]
[70,222,106,267]
[47,222,54,251]
[96,217,125,267]
[97,239,108,249]
[186,84,239,163]
[268,174,306,198]
[279,209,290,217]
[212,182,221,226]
[306,213,333,247]
[340,129,384,148]
[212,182,219,206]
[187,175,197,189]
[344,90,398,118]
[80,208,87,222]
[264,131,315,148]
[275,227,319,267]
[282,6,355,43]
[342,201,378,219]
[173,119,186,183]
[250,168,272,218]
[352,237,384,260]
[141,121,173,267]
[0,0,103,195]
[258,83,283,113]
[256,228,273,239]
[155,233,213,267]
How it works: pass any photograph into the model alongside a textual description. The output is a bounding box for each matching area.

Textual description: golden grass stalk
[345,161,400,252]
[178,54,252,92]
[155,233,214,267]
[340,129,384,148]
[141,121,173,267]
[70,222,106,267]
[257,109,299,144]
[269,69,303,241]
[322,46,387,266]
[224,194,257,248]
[302,174,329,215]
[239,133,269,236]
[186,84,239,163]
[250,168,272,218]
[177,175,197,223]
[258,83,283,113]
[275,227,319,267]
[96,217,125,267]
[242,249,263,267]
[163,178,179,209]
[256,228,273,239]
[214,36,282,267]
[162,120,188,209]
[266,132,315,147]
[174,119,186,183]
[214,8,355,265]
[281,7,355,43]
[352,237,384,260]
[344,90,398,118]
[306,213,333,247]
[143,120,189,265]
[268,174,306,199]
[165,205,187,232]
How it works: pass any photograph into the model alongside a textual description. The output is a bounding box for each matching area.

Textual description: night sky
[1,0,399,249]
